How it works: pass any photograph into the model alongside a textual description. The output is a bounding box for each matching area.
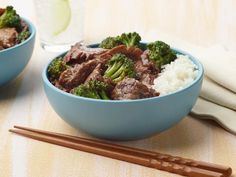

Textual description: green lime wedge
[52,0,71,36]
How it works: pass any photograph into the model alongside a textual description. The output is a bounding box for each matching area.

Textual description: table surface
[1,1,236,177]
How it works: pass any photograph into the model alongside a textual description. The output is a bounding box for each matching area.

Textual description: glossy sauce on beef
[0,28,18,49]
[50,42,160,100]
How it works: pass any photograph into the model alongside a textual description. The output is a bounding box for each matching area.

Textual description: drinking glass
[34,0,84,52]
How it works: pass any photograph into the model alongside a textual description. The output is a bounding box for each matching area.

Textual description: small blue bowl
[42,46,203,140]
[0,18,36,86]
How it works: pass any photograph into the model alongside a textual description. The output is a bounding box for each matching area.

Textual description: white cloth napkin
[143,31,236,134]
[190,46,236,134]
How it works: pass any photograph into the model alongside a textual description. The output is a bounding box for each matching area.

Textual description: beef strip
[84,63,116,93]
[63,43,107,64]
[0,41,4,50]
[108,45,143,59]
[20,20,29,33]
[111,78,159,100]
[135,60,149,74]
[139,73,157,86]
[134,50,159,86]
[0,8,4,16]
[0,28,18,50]
[54,81,68,92]
[140,50,159,74]
[58,59,99,91]
[84,63,104,83]
[99,45,143,61]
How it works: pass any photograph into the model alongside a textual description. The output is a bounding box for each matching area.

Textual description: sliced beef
[135,60,158,86]
[84,64,115,93]
[126,46,144,59]
[0,41,4,50]
[84,63,104,83]
[58,59,99,91]
[63,43,107,64]
[135,60,149,74]
[111,78,159,100]
[104,77,116,93]
[140,50,159,74]
[54,81,68,92]
[0,28,18,50]
[134,50,159,86]
[0,8,4,16]
[20,20,29,33]
[99,45,143,62]
[110,45,143,59]
[139,73,157,86]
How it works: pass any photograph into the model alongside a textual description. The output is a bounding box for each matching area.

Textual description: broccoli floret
[47,57,69,80]
[17,30,30,43]
[99,32,141,49]
[73,80,110,100]
[118,32,141,48]
[99,36,121,49]
[104,53,135,83]
[0,6,21,31]
[147,41,177,69]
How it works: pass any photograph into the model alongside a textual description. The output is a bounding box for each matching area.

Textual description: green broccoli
[99,36,121,49]
[104,53,135,83]
[118,32,141,48]
[99,32,141,49]
[17,30,30,43]
[47,57,69,80]
[0,6,21,31]
[147,41,177,69]
[73,80,110,100]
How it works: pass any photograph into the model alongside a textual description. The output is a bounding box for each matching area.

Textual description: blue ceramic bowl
[42,46,203,140]
[0,18,36,86]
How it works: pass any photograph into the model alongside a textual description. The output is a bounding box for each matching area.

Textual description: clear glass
[34,0,84,52]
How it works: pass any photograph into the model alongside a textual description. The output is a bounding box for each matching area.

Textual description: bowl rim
[0,17,36,55]
[42,45,204,103]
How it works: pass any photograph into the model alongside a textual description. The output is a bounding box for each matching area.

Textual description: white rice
[152,54,198,95]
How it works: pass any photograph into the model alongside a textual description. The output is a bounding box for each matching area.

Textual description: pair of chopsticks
[9,126,232,177]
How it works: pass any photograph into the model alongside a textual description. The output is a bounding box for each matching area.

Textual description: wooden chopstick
[9,126,232,177]
[12,125,232,177]
[9,128,223,177]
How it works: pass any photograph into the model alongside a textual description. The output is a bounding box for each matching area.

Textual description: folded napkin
[143,31,236,134]
[200,76,236,111]
[192,98,236,135]
[190,45,236,134]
